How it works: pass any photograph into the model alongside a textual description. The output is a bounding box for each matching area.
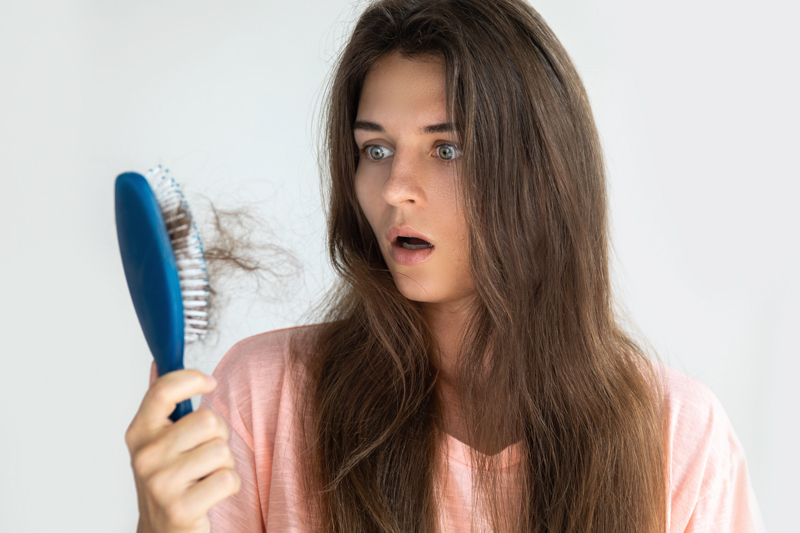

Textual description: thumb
[149,360,158,387]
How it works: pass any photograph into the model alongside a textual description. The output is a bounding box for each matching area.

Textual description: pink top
[193,326,765,532]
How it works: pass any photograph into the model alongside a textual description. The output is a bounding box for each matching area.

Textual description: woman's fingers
[126,365,236,533]
[129,408,230,480]
[161,409,231,467]
[183,467,241,514]
[141,435,237,507]
[151,467,241,531]
[127,369,217,450]
[169,437,237,491]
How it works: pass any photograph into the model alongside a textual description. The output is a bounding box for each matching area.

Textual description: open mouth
[395,236,434,250]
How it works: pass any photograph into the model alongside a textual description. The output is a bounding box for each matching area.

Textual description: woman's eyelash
[358,143,462,163]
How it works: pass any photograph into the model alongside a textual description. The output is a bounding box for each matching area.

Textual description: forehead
[356,51,448,126]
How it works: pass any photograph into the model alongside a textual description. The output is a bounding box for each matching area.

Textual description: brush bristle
[146,165,211,344]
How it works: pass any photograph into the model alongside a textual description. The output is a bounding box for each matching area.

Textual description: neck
[422,298,522,454]
[422,297,474,384]
[421,297,475,441]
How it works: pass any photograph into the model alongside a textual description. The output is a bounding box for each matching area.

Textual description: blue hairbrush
[115,166,211,422]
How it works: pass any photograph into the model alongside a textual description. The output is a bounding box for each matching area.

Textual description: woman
[125,1,763,531]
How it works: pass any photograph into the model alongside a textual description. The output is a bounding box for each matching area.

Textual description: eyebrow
[353,120,455,135]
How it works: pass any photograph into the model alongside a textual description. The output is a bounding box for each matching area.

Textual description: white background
[0,0,796,531]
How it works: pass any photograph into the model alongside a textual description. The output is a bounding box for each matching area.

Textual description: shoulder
[198,325,320,447]
[213,325,313,380]
[649,361,765,532]
[652,361,739,467]
[653,361,729,440]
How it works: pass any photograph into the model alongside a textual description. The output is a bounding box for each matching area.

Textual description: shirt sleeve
[665,369,766,533]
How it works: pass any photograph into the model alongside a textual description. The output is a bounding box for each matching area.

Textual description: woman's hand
[125,362,241,533]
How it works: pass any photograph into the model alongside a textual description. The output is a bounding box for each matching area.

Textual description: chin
[391,275,438,303]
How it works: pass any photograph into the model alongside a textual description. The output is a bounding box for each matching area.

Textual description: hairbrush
[115,165,211,422]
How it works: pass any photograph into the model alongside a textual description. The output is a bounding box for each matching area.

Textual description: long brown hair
[288,1,668,531]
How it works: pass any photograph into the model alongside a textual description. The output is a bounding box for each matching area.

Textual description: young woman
[125,1,764,532]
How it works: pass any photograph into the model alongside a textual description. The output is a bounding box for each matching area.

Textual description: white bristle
[180,279,209,288]
[182,300,210,308]
[145,165,211,344]
[176,257,205,266]
[181,290,211,298]
[178,270,206,278]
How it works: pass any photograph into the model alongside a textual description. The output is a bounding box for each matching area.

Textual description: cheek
[354,168,380,229]
[354,171,369,215]
[431,178,465,236]
[447,198,472,270]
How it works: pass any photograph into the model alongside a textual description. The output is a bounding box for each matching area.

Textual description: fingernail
[207,375,217,387]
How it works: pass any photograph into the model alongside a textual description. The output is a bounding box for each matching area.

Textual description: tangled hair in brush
[191,197,303,333]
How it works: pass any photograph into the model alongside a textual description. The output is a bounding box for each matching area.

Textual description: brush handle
[151,344,193,423]
[171,398,193,422]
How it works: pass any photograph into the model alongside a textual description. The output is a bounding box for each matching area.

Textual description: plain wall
[0,0,796,531]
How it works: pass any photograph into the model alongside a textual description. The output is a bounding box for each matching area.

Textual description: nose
[381,148,426,206]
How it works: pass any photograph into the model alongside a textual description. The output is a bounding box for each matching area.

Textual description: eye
[364,145,394,161]
[436,144,462,161]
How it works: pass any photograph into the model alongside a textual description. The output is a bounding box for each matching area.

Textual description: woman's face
[354,51,475,312]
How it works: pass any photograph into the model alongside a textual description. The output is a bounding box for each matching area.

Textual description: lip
[386,225,435,266]
[385,225,435,246]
